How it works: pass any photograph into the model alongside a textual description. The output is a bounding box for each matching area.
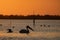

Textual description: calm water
[0,19,60,32]
[0,19,60,40]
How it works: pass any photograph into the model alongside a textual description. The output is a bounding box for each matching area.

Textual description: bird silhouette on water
[7,26,15,33]
[19,26,34,34]
[7,29,13,33]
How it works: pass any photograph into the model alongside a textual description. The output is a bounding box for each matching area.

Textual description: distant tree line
[0,14,60,20]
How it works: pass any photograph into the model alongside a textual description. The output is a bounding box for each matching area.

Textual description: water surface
[0,19,60,40]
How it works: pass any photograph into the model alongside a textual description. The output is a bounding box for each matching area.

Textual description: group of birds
[7,24,51,34]
[40,24,50,27]
[7,25,34,34]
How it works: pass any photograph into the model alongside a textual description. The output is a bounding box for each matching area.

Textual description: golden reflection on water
[0,31,60,38]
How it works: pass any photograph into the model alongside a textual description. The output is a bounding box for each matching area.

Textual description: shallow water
[0,19,60,32]
[0,37,60,40]
[0,19,60,40]
[0,32,60,40]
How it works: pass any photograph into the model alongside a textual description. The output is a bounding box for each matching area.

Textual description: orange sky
[0,0,60,16]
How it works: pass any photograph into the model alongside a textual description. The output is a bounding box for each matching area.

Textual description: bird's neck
[27,28,29,30]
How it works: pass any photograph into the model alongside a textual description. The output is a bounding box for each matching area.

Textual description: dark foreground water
[0,37,60,40]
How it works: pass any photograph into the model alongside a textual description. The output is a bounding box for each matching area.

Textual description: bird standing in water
[19,26,34,34]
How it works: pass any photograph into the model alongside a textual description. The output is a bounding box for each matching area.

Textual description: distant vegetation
[0,14,60,20]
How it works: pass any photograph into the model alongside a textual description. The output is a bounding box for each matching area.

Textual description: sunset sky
[0,0,60,16]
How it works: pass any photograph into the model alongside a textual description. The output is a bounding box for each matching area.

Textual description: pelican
[19,26,34,34]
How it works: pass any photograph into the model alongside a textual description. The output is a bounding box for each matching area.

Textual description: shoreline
[0,18,60,20]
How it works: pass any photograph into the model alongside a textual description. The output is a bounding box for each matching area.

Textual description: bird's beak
[28,27,34,31]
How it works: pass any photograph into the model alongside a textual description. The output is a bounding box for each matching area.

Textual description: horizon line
[0,14,60,16]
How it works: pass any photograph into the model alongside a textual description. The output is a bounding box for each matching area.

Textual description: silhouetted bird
[44,24,46,27]
[19,26,34,34]
[40,25,42,27]
[7,29,13,33]
[48,25,50,27]
[7,26,15,33]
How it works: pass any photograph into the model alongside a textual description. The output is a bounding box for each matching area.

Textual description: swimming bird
[7,29,13,33]
[19,26,34,34]
[40,25,42,27]
[7,26,15,33]
[48,25,50,27]
[44,24,46,27]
